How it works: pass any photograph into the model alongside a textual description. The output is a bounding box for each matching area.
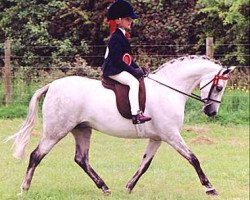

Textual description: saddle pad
[102,77,146,119]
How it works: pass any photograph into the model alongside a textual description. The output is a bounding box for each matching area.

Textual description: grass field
[0,119,249,200]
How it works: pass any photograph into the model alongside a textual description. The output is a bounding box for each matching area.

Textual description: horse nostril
[208,111,217,117]
[204,104,217,117]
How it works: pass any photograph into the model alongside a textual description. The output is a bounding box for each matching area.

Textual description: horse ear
[222,66,236,75]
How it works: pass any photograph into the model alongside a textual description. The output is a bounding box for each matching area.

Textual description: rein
[147,76,205,103]
[147,69,229,104]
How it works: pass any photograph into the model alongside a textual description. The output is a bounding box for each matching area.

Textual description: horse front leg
[126,139,161,193]
[163,134,218,195]
[72,127,111,195]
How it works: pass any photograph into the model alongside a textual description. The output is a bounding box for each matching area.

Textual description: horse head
[149,56,236,118]
[200,66,236,117]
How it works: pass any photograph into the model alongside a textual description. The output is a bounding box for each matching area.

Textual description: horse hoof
[21,182,30,192]
[126,186,132,194]
[17,188,26,196]
[17,191,23,197]
[102,187,111,195]
[206,188,219,196]
[126,188,132,194]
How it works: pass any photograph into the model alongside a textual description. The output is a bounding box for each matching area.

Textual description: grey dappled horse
[6,56,235,196]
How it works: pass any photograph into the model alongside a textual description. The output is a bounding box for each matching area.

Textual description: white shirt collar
[119,28,126,36]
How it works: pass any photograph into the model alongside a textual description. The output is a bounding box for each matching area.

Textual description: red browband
[213,75,229,85]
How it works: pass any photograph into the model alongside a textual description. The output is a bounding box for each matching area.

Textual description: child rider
[102,0,151,124]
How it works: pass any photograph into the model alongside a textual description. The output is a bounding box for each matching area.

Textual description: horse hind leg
[71,127,111,195]
[20,135,65,194]
[126,139,161,193]
[163,134,218,195]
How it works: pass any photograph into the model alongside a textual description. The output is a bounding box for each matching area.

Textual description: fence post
[3,39,12,104]
[206,37,214,58]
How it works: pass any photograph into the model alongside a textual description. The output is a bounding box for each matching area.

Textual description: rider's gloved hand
[133,68,145,79]
[141,67,150,76]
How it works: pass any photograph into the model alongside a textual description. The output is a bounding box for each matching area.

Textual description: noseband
[147,69,229,104]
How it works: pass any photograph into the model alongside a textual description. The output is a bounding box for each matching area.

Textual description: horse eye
[216,85,223,92]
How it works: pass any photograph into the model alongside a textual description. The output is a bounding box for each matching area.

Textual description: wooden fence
[2,39,12,104]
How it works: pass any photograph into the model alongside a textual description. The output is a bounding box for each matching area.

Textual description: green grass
[0,104,28,119]
[0,119,249,200]
[185,90,249,125]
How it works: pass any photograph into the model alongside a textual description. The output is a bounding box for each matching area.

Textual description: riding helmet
[107,0,138,20]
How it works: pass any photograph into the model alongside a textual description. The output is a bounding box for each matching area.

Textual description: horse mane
[152,55,222,74]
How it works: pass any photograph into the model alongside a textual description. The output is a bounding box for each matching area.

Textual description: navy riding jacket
[102,28,139,77]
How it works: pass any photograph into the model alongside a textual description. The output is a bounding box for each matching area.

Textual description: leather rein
[147,69,229,104]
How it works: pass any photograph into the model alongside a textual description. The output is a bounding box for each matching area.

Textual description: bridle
[147,69,229,104]
[199,69,229,104]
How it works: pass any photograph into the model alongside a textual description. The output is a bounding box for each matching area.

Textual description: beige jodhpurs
[109,71,139,115]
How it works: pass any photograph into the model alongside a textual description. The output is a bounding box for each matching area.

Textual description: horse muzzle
[203,103,217,117]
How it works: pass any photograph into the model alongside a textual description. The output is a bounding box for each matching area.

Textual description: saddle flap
[102,77,146,119]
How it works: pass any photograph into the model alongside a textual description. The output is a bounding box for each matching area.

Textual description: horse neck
[154,59,221,94]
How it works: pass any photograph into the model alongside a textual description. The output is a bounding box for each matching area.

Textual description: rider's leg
[109,71,151,124]
[110,71,139,115]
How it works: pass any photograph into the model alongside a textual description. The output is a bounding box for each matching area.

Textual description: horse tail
[4,84,50,159]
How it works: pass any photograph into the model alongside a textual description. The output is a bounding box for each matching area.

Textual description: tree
[196,0,250,65]
[0,0,90,68]
[129,0,199,68]
[0,0,248,71]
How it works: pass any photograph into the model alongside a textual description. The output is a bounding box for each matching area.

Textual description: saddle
[102,77,146,119]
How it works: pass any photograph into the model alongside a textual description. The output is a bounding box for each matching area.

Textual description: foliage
[196,0,250,65]
[51,55,102,78]
[0,0,90,67]
[0,104,28,118]
[0,0,249,77]
[131,0,199,69]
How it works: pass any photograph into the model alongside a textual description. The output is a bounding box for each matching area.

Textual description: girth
[102,77,146,119]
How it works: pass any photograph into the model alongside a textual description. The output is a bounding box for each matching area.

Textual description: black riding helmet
[107,0,138,20]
